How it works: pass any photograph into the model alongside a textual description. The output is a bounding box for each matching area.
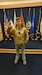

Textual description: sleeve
[5,28,9,38]
[24,27,29,43]
[10,28,15,37]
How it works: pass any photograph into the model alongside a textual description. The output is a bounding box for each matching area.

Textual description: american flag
[3,9,9,38]
[4,9,14,38]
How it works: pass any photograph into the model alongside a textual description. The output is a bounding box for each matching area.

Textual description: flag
[35,8,41,40]
[29,8,35,40]
[40,18,42,36]
[3,9,9,38]
[0,23,3,41]
[6,10,14,28]
[4,9,14,39]
[31,8,35,35]
[40,18,42,41]
[38,8,41,32]
[26,8,31,30]
[20,9,25,27]
[14,9,16,25]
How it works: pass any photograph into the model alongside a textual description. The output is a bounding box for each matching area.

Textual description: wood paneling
[0,0,42,9]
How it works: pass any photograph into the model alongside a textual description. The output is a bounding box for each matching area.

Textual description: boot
[23,59,27,65]
[14,55,19,64]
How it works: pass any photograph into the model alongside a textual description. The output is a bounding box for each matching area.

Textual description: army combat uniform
[7,17,29,65]
[10,24,29,65]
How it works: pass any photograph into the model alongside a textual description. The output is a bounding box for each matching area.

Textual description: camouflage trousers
[15,44,26,61]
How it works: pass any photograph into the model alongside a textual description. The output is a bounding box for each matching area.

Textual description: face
[16,19,22,28]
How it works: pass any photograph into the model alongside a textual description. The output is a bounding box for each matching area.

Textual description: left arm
[24,27,29,43]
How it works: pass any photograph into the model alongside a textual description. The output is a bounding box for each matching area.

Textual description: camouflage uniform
[7,17,29,65]
[11,24,29,65]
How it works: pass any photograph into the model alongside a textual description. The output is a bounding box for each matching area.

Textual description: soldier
[7,17,29,65]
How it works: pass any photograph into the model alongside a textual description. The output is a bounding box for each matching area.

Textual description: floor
[0,54,42,75]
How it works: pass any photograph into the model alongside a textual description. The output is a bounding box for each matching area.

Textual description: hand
[24,39,28,43]
[23,40,27,44]
[24,41,27,44]
[5,34,9,38]
[11,35,14,37]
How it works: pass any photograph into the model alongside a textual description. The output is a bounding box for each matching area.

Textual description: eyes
[16,20,21,23]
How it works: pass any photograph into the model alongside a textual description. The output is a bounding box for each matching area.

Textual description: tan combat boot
[14,55,19,64]
[23,59,27,65]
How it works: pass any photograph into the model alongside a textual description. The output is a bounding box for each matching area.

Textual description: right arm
[9,27,15,37]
